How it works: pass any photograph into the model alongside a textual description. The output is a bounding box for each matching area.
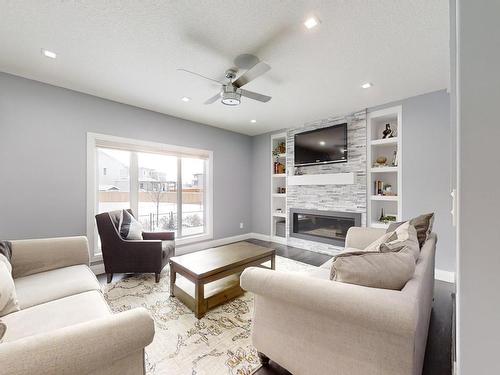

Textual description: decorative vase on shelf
[379,208,385,222]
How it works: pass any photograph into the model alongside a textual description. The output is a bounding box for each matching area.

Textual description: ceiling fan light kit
[221,86,241,106]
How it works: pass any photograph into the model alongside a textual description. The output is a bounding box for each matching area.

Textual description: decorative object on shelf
[274,161,285,174]
[375,180,384,195]
[375,156,388,166]
[384,184,393,195]
[294,166,303,175]
[382,123,394,139]
[276,208,282,213]
[276,187,286,194]
[379,207,385,222]
[391,150,398,166]
[278,141,286,154]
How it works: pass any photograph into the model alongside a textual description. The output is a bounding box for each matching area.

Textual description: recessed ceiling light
[250,119,257,123]
[319,141,326,146]
[181,96,191,102]
[41,49,57,59]
[361,82,373,89]
[304,16,320,29]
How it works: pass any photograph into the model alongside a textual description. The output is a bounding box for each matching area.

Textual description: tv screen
[294,123,348,166]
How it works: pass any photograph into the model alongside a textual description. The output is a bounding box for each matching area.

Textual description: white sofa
[0,236,155,375]
[241,227,436,375]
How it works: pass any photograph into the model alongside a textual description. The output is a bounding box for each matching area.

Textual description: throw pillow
[0,320,6,342]
[118,210,143,240]
[330,247,416,290]
[386,213,435,248]
[0,241,12,264]
[380,222,420,261]
[0,261,20,317]
[364,231,398,251]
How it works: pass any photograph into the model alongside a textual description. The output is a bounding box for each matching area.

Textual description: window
[87,133,213,260]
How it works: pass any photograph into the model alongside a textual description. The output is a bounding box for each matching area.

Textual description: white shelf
[271,132,288,239]
[371,137,398,146]
[371,222,390,229]
[370,167,398,173]
[370,195,398,201]
[367,106,402,229]
[288,172,355,186]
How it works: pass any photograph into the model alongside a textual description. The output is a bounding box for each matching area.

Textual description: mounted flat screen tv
[294,123,348,166]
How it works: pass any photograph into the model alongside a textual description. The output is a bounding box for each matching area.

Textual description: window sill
[175,233,212,246]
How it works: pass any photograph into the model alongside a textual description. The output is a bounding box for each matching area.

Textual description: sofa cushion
[330,247,416,290]
[1,290,110,342]
[0,262,20,317]
[14,265,101,309]
[387,213,434,248]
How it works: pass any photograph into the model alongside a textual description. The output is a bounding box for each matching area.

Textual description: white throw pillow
[0,261,20,317]
[380,222,420,261]
[118,210,143,240]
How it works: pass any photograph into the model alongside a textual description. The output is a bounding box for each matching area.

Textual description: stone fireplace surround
[285,110,367,255]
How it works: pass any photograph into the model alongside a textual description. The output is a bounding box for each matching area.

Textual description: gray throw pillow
[386,213,434,248]
[0,321,6,342]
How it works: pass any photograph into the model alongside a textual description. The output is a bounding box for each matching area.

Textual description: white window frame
[86,132,214,261]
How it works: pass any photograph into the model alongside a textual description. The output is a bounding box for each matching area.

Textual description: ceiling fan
[178,57,272,106]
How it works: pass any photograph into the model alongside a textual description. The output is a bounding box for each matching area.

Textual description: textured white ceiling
[0,1,449,136]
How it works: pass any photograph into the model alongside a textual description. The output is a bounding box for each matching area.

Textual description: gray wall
[370,90,454,273]
[251,90,454,272]
[251,133,271,235]
[0,72,252,242]
[456,1,500,373]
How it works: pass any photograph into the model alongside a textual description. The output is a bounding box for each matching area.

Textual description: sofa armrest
[0,308,154,375]
[241,267,415,336]
[142,231,175,241]
[11,236,90,278]
[345,227,386,249]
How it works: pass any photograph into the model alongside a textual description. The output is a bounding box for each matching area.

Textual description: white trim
[435,269,456,284]
[249,232,271,241]
[86,132,214,260]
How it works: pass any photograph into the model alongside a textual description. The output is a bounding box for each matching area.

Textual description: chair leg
[258,352,270,366]
[106,273,113,284]
[155,273,160,283]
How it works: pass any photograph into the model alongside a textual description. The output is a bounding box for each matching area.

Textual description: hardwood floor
[99,238,455,375]
[246,238,455,375]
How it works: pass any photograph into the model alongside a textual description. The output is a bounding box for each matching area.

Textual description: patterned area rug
[103,245,314,375]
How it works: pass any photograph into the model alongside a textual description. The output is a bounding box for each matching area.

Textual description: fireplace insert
[290,209,361,246]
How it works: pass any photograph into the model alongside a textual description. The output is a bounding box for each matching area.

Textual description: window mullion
[177,158,182,237]
[130,152,139,217]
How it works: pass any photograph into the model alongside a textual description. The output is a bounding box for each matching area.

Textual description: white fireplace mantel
[287,172,355,186]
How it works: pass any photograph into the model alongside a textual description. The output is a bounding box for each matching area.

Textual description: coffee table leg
[169,263,176,297]
[194,282,205,319]
[271,254,276,270]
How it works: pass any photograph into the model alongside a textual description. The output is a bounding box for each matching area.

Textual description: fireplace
[290,209,361,247]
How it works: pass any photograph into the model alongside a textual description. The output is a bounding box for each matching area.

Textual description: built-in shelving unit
[270,132,287,244]
[367,106,402,229]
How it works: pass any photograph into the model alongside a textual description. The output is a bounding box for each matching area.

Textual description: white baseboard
[89,232,456,284]
[435,269,455,283]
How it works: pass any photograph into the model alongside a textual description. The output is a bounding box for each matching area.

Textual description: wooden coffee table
[169,242,275,318]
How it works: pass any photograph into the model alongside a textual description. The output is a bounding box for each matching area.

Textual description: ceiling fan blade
[233,61,271,88]
[204,92,221,105]
[240,89,271,103]
[177,68,224,84]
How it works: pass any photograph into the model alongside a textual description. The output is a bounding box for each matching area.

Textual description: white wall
[456,1,500,373]
[0,72,253,241]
